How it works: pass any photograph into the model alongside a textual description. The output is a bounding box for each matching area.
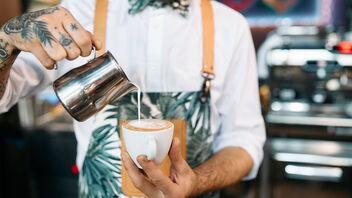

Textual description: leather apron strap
[200,0,215,78]
[93,0,215,76]
[94,0,109,56]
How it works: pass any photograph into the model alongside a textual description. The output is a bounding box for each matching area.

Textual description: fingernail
[138,155,148,162]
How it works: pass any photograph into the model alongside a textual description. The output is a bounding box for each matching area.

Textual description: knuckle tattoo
[59,33,72,47]
[70,23,78,31]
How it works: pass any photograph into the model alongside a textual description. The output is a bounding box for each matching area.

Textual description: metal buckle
[200,72,214,102]
[202,72,215,80]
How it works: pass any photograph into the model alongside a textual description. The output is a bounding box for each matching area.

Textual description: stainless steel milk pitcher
[53,51,137,122]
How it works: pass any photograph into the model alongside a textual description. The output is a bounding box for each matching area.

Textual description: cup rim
[122,119,174,132]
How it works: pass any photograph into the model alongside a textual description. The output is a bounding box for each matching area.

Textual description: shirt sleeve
[0,52,57,113]
[212,17,266,180]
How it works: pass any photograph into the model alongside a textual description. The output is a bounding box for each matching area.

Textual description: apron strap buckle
[201,76,212,102]
[201,71,215,80]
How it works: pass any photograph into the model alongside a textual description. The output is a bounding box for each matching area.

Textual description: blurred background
[0,0,352,197]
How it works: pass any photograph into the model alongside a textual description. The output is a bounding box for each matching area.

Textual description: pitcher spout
[108,82,138,104]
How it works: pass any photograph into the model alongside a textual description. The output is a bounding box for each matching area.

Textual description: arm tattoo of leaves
[70,23,78,31]
[2,7,59,46]
[59,33,72,47]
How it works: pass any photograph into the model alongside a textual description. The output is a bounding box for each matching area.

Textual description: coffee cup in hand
[123,119,174,169]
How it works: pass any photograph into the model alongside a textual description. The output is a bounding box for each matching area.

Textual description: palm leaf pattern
[79,124,122,197]
[79,91,213,197]
[32,20,55,46]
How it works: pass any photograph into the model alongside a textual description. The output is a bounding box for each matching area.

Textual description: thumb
[168,138,186,171]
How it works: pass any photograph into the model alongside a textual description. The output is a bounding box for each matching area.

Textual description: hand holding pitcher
[0,6,101,69]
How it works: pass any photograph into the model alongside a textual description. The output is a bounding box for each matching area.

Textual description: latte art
[124,119,172,132]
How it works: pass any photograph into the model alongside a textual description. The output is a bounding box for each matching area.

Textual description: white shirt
[0,0,265,179]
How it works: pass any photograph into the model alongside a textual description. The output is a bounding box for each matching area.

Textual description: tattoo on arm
[59,33,72,47]
[0,50,20,99]
[2,7,59,47]
[70,23,78,31]
[0,7,60,99]
[0,39,9,62]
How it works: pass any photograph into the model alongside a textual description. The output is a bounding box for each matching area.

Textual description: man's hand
[0,6,102,69]
[122,138,198,198]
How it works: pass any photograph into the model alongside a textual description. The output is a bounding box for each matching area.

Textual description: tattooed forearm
[0,50,19,71]
[0,29,18,100]
[3,7,59,47]
[0,39,10,62]
[0,50,20,99]
[70,23,78,31]
[59,33,72,47]
[0,33,16,65]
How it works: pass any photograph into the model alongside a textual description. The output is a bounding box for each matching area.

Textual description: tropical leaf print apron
[79,0,216,197]
[79,91,214,197]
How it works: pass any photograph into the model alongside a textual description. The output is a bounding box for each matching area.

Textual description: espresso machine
[258,25,352,198]
[259,26,352,127]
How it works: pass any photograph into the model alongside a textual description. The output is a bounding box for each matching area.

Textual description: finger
[122,152,160,197]
[62,16,92,57]
[31,43,55,69]
[87,31,102,50]
[52,26,81,60]
[137,155,176,195]
[38,29,67,62]
[169,138,187,172]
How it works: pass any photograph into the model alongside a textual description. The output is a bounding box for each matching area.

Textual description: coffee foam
[124,119,172,132]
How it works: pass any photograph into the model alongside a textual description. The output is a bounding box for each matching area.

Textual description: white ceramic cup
[123,119,174,169]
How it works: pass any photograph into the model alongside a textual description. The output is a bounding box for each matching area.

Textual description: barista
[0,0,265,197]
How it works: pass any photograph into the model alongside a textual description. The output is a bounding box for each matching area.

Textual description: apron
[79,0,216,197]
